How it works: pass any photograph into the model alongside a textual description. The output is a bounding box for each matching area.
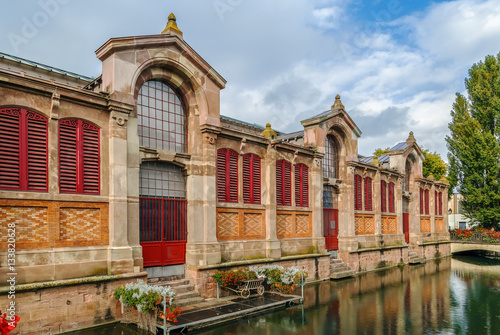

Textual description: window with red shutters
[243,153,261,204]
[388,182,395,213]
[216,149,238,203]
[364,177,373,211]
[276,160,291,206]
[381,180,387,212]
[420,188,424,214]
[435,191,438,216]
[295,164,308,207]
[0,108,48,192]
[59,119,100,194]
[354,175,362,210]
[425,189,429,215]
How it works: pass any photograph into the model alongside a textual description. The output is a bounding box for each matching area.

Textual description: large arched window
[0,108,48,191]
[324,135,339,178]
[137,80,186,152]
[404,158,412,191]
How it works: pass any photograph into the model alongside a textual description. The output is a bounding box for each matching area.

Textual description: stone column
[108,107,134,274]
[338,165,357,251]
[185,126,221,266]
[263,142,281,259]
[311,155,327,254]
[374,170,382,247]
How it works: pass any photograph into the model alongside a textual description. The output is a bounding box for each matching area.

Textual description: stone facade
[0,14,449,334]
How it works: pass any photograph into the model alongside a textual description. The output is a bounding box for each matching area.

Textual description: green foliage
[422,149,447,181]
[373,147,390,156]
[211,269,257,287]
[446,52,500,230]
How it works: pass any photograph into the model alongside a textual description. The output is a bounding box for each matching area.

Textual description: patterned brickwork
[0,199,109,250]
[435,217,444,232]
[381,215,397,234]
[276,211,312,238]
[420,217,431,233]
[0,207,49,247]
[355,214,375,235]
[60,208,101,240]
[216,208,265,240]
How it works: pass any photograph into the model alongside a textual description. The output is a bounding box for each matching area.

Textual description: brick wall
[0,199,108,250]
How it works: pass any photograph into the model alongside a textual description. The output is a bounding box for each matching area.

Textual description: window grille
[139,161,186,199]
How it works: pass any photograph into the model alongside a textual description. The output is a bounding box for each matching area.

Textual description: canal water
[69,255,500,334]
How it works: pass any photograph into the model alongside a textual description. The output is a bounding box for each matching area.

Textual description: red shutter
[439,192,443,216]
[228,150,238,202]
[420,188,424,214]
[26,112,48,191]
[0,109,21,190]
[276,161,283,205]
[295,164,308,207]
[284,161,291,206]
[389,182,395,213]
[82,122,100,194]
[364,177,372,211]
[244,154,261,204]
[59,120,78,193]
[381,180,386,212]
[217,149,226,202]
[354,175,362,210]
[253,156,261,204]
[425,189,429,215]
[435,191,438,216]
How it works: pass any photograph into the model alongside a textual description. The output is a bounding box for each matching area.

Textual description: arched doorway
[324,135,339,250]
[137,80,187,267]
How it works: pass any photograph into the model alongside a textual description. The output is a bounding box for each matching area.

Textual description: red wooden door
[324,208,339,250]
[403,213,409,244]
[140,197,187,267]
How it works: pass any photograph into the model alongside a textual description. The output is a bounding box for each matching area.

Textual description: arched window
[295,164,308,207]
[59,119,100,194]
[0,108,48,192]
[137,80,186,152]
[324,135,339,178]
[243,153,261,204]
[217,149,238,203]
[404,158,412,191]
[276,160,292,206]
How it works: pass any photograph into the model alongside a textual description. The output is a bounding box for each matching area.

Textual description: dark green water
[68,255,500,334]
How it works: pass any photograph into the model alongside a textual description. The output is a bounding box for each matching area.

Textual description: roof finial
[261,123,277,140]
[331,94,345,110]
[406,131,416,143]
[162,13,183,37]
[372,156,380,167]
[428,173,435,181]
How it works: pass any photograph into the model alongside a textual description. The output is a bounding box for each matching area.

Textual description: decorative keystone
[162,13,183,37]
[261,123,277,140]
[406,131,416,143]
[331,94,345,110]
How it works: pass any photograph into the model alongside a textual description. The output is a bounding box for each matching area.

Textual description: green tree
[422,149,447,181]
[446,52,500,230]
[373,147,390,156]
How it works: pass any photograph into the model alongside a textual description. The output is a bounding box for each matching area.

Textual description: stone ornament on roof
[427,173,435,181]
[331,94,345,110]
[406,131,416,143]
[162,13,183,36]
[261,123,277,140]
[372,156,380,167]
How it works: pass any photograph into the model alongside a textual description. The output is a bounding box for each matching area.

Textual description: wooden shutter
[0,109,47,192]
[420,188,424,214]
[425,189,429,215]
[216,149,238,203]
[438,192,443,216]
[59,120,78,193]
[276,160,291,206]
[82,122,100,194]
[295,164,308,207]
[355,175,362,210]
[243,154,261,204]
[0,109,21,190]
[364,177,372,211]
[276,161,283,205]
[284,161,291,206]
[217,149,227,202]
[60,119,100,194]
[389,182,395,213]
[381,180,387,212]
[435,191,438,216]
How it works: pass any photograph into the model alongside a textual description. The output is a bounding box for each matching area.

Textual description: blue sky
[1,0,500,160]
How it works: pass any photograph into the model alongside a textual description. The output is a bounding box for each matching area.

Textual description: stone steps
[148,278,205,307]
[408,251,425,265]
[330,258,356,280]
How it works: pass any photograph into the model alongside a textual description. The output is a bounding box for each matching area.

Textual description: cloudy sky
[2,0,500,159]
